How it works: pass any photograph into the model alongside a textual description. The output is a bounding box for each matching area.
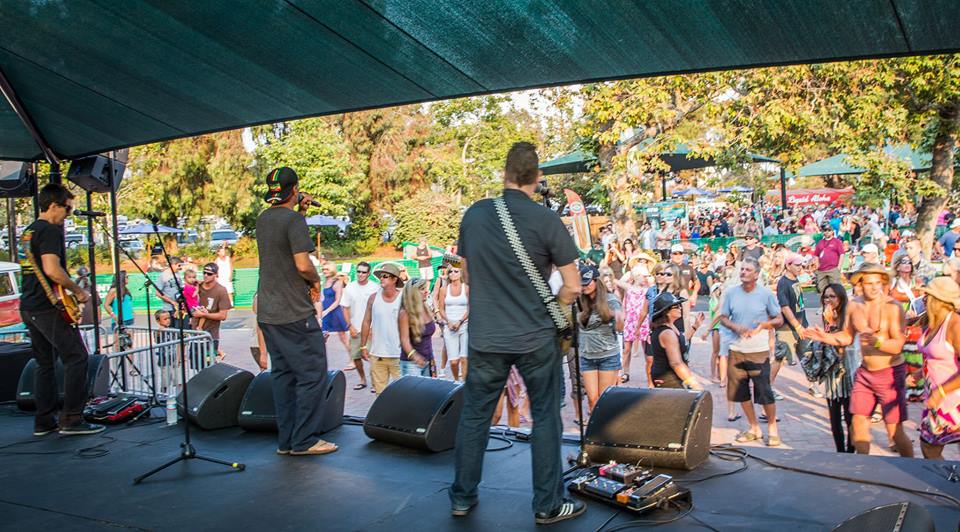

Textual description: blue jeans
[450,337,564,514]
[400,360,431,377]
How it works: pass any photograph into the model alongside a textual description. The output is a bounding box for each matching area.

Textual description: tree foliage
[391,189,461,247]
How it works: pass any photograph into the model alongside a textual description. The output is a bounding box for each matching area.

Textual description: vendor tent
[796,144,946,177]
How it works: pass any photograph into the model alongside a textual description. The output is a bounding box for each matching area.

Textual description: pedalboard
[568,461,691,513]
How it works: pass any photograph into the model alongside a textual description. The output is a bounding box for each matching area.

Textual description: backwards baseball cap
[670,243,685,254]
[264,166,298,205]
[202,262,218,275]
[580,264,600,285]
[861,243,879,255]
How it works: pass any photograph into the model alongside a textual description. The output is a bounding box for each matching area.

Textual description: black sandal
[353,383,367,391]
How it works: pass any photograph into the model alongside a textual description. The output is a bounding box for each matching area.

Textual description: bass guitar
[21,230,83,325]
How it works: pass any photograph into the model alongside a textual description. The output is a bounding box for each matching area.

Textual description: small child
[154,309,178,393]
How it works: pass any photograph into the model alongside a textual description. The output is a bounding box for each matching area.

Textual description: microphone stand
[569,299,589,468]
[133,222,244,485]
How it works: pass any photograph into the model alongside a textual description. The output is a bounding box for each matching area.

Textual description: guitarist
[19,184,103,437]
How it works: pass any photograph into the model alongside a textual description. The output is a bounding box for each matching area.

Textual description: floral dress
[622,285,647,343]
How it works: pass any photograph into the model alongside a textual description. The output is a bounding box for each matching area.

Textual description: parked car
[65,232,88,249]
[119,239,145,257]
[0,261,23,331]
[209,229,239,250]
[177,229,200,245]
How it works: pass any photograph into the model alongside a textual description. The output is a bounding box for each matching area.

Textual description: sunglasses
[656,271,674,276]
[61,203,74,215]
[203,271,215,276]
[379,273,396,280]
[357,270,370,274]
[449,270,461,274]
[668,304,681,311]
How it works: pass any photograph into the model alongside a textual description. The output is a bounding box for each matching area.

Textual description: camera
[535,178,551,197]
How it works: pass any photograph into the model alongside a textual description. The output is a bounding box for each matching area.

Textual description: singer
[449,142,583,525]
[254,167,337,456]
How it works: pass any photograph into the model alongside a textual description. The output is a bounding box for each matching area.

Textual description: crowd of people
[575,201,960,459]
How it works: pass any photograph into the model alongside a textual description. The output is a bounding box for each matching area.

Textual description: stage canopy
[2,1,960,162]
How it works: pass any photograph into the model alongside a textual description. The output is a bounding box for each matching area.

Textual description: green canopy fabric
[540,142,778,175]
[2,1,960,161]
[796,144,941,177]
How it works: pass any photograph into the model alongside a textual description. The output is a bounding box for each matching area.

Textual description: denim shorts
[579,353,622,372]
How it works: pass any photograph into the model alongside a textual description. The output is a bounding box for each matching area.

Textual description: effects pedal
[568,462,691,514]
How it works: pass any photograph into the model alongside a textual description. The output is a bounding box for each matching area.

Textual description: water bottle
[166,394,178,426]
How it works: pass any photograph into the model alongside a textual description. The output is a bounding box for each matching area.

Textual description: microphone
[298,193,323,208]
[73,209,105,217]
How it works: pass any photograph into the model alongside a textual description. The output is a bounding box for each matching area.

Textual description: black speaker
[178,363,254,430]
[0,161,36,198]
[16,354,110,411]
[584,387,712,470]
[0,342,33,402]
[66,155,125,193]
[364,376,463,452]
[237,370,345,433]
[832,502,934,531]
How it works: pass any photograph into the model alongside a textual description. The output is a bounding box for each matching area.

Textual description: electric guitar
[21,230,83,325]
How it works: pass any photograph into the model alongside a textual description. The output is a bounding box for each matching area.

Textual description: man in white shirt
[341,261,379,390]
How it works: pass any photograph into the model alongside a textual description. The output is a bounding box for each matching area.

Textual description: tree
[392,189,460,247]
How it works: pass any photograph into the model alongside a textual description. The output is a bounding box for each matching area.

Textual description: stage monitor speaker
[584,387,712,470]
[832,502,934,532]
[66,155,125,193]
[16,354,110,411]
[0,341,34,402]
[237,370,345,433]
[0,161,36,198]
[178,363,254,430]
[363,376,463,452]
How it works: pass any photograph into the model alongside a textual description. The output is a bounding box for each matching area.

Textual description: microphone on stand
[73,209,106,217]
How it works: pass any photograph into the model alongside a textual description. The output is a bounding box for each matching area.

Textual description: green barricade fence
[672,232,823,251]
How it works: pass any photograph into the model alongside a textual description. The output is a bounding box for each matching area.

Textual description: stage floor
[0,406,958,531]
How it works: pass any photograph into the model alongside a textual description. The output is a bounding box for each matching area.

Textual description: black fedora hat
[650,291,687,321]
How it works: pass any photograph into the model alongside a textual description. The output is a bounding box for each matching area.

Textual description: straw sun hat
[919,277,960,308]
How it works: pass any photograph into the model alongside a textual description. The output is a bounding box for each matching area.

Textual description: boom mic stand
[133,222,244,485]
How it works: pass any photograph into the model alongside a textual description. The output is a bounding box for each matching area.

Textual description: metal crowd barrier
[0,324,216,402]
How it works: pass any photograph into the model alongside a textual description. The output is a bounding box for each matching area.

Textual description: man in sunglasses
[255,167,337,456]
[192,262,232,361]
[19,184,101,437]
[341,261,377,390]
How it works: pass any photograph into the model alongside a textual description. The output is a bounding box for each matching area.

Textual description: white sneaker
[438,369,447,378]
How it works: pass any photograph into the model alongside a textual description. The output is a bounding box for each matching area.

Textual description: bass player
[20,183,103,437]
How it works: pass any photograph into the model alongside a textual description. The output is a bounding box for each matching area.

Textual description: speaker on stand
[584,387,712,470]
[363,376,463,452]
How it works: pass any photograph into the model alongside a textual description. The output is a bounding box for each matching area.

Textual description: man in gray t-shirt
[719,258,783,447]
[255,166,336,457]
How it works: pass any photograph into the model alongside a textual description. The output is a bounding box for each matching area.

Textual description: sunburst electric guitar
[22,230,82,325]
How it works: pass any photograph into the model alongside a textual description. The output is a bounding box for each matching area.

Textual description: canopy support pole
[86,190,101,353]
[661,172,667,201]
[6,198,16,263]
[779,167,788,209]
[0,65,60,167]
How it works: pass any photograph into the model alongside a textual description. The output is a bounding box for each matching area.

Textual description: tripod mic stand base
[133,442,245,485]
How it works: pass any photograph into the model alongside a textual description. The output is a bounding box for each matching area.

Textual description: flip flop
[735,430,761,443]
[727,414,742,422]
[353,383,367,390]
[766,435,782,447]
[342,365,356,371]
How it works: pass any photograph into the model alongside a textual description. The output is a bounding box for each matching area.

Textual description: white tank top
[369,290,401,358]
[445,284,468,322]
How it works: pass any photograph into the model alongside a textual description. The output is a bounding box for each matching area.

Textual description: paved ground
[141,303,959,461]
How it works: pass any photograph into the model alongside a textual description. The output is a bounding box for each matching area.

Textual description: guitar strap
[21,229,65,312]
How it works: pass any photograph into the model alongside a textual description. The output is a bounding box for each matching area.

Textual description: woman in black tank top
[649,292,704,389]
